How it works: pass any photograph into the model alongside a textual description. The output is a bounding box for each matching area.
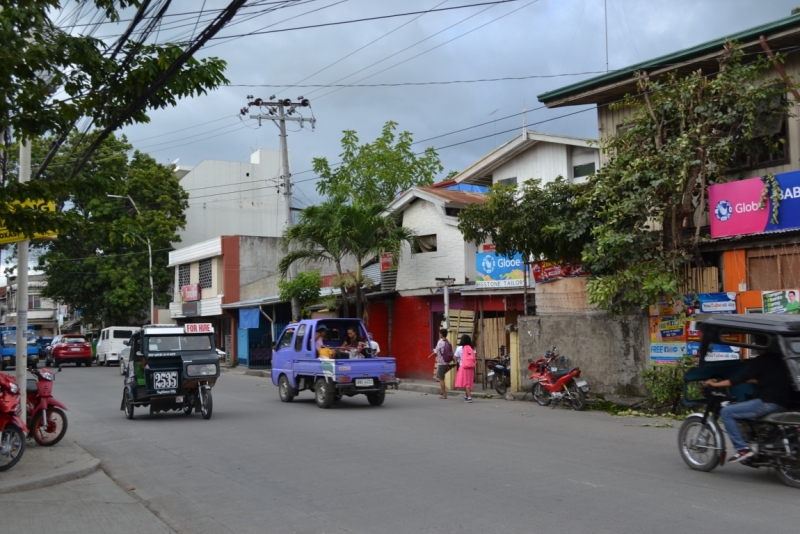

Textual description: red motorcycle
[528,346,590,411]
[0,372,28,471]
[26,366,68,446]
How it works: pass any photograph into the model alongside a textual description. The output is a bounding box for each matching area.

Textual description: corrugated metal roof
[420,188,486,204]
[538,12,800,106]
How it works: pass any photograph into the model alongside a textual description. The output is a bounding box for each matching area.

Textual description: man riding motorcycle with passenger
[705,340,794,463]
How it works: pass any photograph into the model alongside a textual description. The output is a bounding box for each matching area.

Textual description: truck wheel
[366,387,386,406]
[200,388,213,420]
[315,378,334,409]
[123,393,135,420]
[278,375,295,403]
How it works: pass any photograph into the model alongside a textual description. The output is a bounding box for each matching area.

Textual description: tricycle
[121,324,220,420]
[272,319,397,408]
[677,314,800,488]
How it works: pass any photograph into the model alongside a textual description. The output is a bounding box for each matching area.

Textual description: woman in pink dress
[454,335,476,403]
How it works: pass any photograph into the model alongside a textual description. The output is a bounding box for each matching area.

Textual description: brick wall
[392,296,433,378]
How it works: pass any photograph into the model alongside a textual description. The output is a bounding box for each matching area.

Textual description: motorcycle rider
[705,342,793,463]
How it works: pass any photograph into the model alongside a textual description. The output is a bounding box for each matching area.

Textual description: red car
[45,335,93,367]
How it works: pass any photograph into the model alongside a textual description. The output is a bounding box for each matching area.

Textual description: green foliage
[582,44,791,313]
[758,173,781,224]
[278,271,322,318]
[313,121,443,205]
[458,177,590,262]
[641,356,695,414]
[24,131,188,326]
[0,1,229,237]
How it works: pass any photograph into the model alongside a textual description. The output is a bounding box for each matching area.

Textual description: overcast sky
[108,0,800,208]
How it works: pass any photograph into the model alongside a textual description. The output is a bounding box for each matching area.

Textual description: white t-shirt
[454,346,463,363]
[370,340,380,353]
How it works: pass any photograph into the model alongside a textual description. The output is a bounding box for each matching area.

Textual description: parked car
[45,335,93,367]
[118,346,130,376]
[96,327,139,367]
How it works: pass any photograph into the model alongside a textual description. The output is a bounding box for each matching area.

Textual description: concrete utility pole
[242,97,316,321]
[16,140,31,422]
[436,277,456,329]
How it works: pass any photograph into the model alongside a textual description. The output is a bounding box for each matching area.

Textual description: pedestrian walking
[427,328,454,399]
[454,335,476,402]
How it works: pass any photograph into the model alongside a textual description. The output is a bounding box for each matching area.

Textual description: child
[455,335,476,402]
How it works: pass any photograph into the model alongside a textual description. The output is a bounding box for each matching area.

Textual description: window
[445,207,462,217]
[747,246,800,290]
[113,330,133,339]
[276,328,296,350]
[413,234,437,253]
[178,264,190,288]
[294,325,306,351]
[199,259,212,289]
[573,162,596,178]
[730,94,788,171]
[498,177,517,187]
[146,335,212,352]
[28,295,41,309]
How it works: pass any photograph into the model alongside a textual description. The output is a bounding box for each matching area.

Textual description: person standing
[368,332,380,354]
[455,335,476,403]
[427,328,453,399]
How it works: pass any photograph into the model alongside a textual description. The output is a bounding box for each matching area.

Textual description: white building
[453,129,599,187]
[175,149,289,248]
[6,274,59,336]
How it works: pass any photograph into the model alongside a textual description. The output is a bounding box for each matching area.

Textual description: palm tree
[278,201,352,317]
[339,202,416,320]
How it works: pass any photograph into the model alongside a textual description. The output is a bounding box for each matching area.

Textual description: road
[45,364,800,534]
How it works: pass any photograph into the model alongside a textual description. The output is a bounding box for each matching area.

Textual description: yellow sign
[0,200,58,245]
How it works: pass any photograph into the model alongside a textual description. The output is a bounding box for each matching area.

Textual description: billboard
[0,200,57,245]
[762,290,800,314]
[709,170,800,238]
[475,247,528,288]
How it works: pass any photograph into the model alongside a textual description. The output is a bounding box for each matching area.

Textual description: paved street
[45,365,800,534]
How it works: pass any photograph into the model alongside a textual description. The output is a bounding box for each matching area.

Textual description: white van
[96,326,140,367]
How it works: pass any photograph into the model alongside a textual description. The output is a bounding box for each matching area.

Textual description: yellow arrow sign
[0,200,58,245]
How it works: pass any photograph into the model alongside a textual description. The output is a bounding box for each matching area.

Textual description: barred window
[199,259,213,289]
[178,264,190,288]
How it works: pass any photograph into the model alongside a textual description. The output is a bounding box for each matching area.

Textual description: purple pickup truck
[271,318,398,408]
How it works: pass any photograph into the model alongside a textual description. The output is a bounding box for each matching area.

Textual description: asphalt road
[41,364,800,534]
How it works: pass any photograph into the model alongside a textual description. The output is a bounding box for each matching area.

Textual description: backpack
[461,346,476,369]
[441,340,455,363]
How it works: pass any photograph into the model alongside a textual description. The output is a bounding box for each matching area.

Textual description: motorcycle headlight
[8,383,19,395]
[186,364,217,377]
[41,371,54,381]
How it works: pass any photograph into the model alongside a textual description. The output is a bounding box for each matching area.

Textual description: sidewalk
[0,439,173,533]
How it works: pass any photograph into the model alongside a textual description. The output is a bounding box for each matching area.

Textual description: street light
[107,194,154,325]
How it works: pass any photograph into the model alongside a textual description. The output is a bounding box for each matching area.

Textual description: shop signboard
[687,341,741,362]
[182,301,199,317]
[762,289,800,314]
[380,252,393,272]
[475,249,528,288]
[181,283,200,302]
[709,169,800,238]
[0,200,58,245]
[530,260,589,283]
[649,342,685,365]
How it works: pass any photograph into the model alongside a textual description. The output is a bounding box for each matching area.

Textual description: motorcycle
[26,365,68,446]
[528,346,589,411]
[0,372,28,471]
[486,353,511,396]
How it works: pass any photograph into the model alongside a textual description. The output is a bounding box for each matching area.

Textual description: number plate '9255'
[154,371,178,389]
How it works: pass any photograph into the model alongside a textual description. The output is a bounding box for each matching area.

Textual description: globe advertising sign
[708,169,800,238]
[475,246,529,288]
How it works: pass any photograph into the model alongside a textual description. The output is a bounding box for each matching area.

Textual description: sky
[108,0,800,208]
[5,0,797,284]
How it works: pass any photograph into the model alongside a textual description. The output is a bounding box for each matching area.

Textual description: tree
[278,271,322,319]
[313,121,443,205]
[278,201,352,318]
[0,0,243,237]
[29,131,188,326]
[458,177,589,263]
[583,44,791,313]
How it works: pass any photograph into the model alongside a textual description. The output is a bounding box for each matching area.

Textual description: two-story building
[6,274,59,336]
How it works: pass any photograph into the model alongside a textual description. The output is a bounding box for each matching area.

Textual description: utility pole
[604,0,609,73]
[242,97,316,321]
[435,277,456,330]
[16,140,31,423]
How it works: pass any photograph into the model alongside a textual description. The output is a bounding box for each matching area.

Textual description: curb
[0,455,101,494]
[396,381,531,401]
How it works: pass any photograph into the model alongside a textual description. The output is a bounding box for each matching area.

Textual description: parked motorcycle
[0,372,28,471]
[26,366,68,446]
[486,353,511,396]
[528,346,590,411]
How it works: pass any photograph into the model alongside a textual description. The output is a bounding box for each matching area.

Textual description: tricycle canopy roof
[696,314,800,362]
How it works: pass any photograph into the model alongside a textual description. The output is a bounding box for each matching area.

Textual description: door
[237,328,249,366]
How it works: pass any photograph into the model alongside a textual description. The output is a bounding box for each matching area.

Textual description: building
[6,274,59,336]
[175,149,288,248]
[526,11,800,394]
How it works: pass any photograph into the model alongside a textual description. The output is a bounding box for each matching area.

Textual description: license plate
[71,347,80,351]
[575,380,588,388]
[550,366,558,373]
[355,378,374,387]
[153,372,178,389]
[2,357,9,361]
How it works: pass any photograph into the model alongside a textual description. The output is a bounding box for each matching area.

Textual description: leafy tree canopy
[278,271,322,319]
[313,121,443,205]
[20,131,188,326]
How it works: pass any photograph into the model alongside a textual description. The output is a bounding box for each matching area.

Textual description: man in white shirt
[368,332,380,355]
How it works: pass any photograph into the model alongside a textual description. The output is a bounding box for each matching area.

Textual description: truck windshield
[2,331,36,345]
[146,335,212,352]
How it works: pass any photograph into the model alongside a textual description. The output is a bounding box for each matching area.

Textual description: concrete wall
[396,200,469,290]
[517,313,649,396]
[238,236,282,301]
